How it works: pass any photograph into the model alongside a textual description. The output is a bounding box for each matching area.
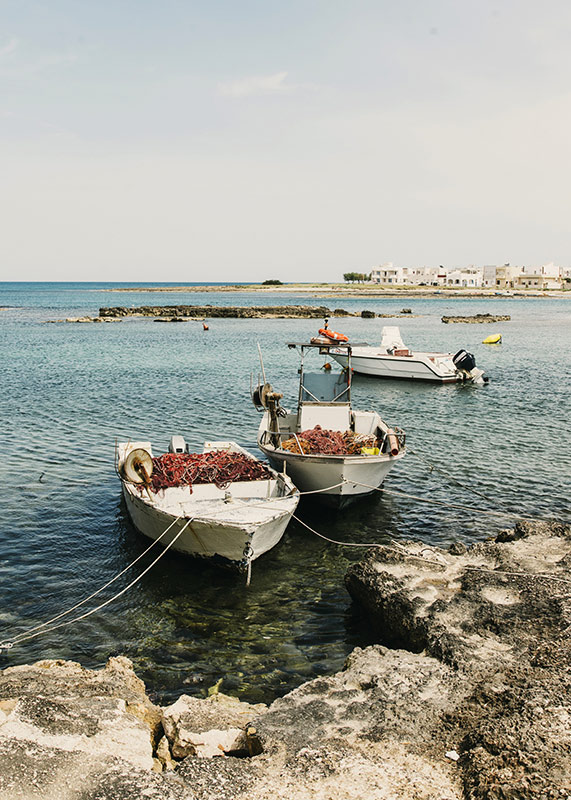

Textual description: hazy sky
[1,1,570,282]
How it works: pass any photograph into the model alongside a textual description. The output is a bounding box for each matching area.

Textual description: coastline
[103,283,570,299]
[1,519,568,799]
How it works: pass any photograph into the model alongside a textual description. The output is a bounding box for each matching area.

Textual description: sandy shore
[105,284,569,299]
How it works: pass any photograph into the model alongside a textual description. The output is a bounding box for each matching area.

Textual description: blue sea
[1,282,570,703]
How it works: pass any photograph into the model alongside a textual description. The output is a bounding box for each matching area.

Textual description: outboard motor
[453,349,476,372]
[168,435,187,454]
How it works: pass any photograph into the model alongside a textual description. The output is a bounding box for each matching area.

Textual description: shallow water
[1,283,570,703]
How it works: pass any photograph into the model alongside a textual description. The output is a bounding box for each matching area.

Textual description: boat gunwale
[121,480,299,527]
[258,442,406,464]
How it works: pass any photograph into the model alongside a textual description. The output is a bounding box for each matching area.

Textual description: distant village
[359,262,571,290]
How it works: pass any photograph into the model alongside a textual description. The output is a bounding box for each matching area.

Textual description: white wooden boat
[330,326,487,384]
[253,335,405,505]
[117,439,299,574]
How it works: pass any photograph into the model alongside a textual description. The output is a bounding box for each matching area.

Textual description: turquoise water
[1,283,570,703]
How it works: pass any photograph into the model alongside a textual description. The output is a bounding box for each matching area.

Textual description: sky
[1,0,571,282]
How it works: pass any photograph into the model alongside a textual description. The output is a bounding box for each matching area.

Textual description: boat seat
[298,403,351,433]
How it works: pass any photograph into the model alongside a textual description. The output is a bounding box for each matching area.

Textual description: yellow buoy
[482,333,502,344]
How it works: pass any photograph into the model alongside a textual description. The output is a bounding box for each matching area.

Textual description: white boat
[117,439,299,575]
[253,334,405,506]
[330,326,487,384]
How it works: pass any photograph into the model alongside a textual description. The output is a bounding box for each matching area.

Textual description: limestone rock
[441,313,511,323]
[0,657,161,770]
[0,738,190,800]
[162,692,267,759]
[345,520,571,798]
[99,304,349,319]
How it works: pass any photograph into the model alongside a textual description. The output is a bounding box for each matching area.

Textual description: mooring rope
[0,518,193,652]
[348,479,545,522]
[463,565,571,587]
[5,514,187,646]
[292,515,571,584]
[290,514,448,567]
[406,447,501,506]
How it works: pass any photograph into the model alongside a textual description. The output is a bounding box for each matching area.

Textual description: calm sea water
[1,282,570,703]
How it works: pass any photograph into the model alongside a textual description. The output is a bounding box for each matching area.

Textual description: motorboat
[117,439,299,576]
[252,329,406,506]
[330,326,487,384]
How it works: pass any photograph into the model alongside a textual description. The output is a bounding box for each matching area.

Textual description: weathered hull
[121,484,298,572]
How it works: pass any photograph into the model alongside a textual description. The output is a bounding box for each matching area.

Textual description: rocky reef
[441,313,511,323]
[0,520,569,799]
[99,305,343,319]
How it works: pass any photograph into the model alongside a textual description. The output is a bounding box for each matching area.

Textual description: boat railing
[260,428,289,447]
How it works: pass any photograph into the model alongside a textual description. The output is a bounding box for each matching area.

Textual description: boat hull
[122,483,297,572]
[331,351,459,382]
[257,442,404,506]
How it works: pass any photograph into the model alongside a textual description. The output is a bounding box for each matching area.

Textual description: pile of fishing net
[280,425,377,455]
[149,451,272,493]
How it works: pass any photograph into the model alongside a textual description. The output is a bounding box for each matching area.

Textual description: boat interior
[259,364,392,452]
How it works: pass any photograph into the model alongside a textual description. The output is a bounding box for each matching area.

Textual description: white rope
[291,514,447,566]
[407,447,498,506]
[292,513,383,548]
[5,514,187,646]
[351,479,544,521]
[292,515,571,584]
[0,518,193,651]
[297,481,346,495]
[463,566,571,587]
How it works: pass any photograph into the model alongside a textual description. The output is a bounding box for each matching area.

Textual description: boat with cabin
[117,438,299,576]
[330,326,487,384]
[253,327,405,505]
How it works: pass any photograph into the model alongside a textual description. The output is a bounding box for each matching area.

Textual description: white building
[371,263,445,286]
[494,265,523,289]
[482,266,498,287]
[445,268,483,287]
[368,262,563,289]
[514,263,562,290]
[370,263,403,284]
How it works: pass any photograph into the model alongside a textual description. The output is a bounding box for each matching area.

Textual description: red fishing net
[281,425,377,455]
[148,451,272,493]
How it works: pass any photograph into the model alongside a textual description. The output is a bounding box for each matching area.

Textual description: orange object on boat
[386,429,400,456]
[318,328,349,343]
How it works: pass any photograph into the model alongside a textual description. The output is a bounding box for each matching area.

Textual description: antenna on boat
[257,342,267,386]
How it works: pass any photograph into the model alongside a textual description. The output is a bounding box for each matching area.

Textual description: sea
[1,282,570,704]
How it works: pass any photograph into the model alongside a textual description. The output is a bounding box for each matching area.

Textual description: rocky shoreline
[0,519,569,798]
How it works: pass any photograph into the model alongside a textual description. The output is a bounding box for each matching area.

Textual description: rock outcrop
[98,305,346,319]
[441,313,511,323]
[345,520,571,799]
[0,521,569,799]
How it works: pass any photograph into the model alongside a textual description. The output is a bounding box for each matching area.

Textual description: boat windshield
[286,342,351,406]
[300,370,349,403]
